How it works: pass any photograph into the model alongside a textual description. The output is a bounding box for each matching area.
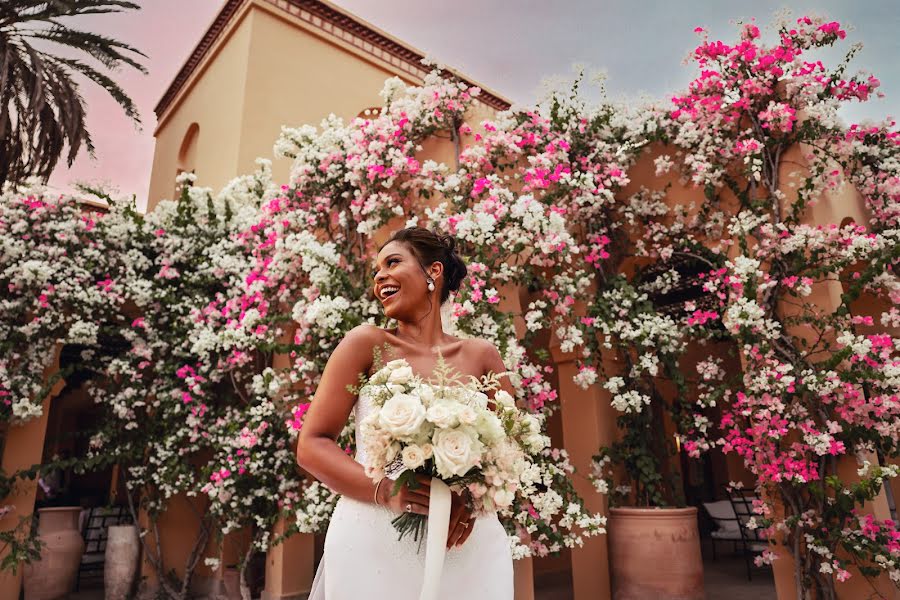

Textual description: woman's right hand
[378,474,431,515]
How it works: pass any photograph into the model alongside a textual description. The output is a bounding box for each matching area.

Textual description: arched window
[175,123,200,195]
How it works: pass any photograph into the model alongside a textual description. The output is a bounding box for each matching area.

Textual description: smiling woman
[374,226,468,316]
[296,226,515,599]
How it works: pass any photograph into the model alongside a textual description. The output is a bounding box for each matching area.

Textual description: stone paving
[534,539,777,600]
[699,551,777,600]
[66,539,778,599]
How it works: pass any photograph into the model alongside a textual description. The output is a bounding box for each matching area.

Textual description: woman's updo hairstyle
[381,226,467,304]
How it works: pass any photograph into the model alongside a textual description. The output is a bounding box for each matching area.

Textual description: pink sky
[47,1,225,210]
[47,1,898,211]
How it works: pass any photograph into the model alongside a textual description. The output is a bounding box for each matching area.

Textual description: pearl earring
[427,278,435,291]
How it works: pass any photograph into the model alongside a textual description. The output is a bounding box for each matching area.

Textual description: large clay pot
[23,507,86,600]
[608,506,705,600]
[105,524,140,599]
[222,567,242,599]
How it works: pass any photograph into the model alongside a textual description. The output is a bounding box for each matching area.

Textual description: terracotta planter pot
[608,506,705,600]
[23,507,86,600]
[105,524,140,599]
[222,567,242,599]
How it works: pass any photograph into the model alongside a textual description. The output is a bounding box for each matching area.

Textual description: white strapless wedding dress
[307,385,514,599]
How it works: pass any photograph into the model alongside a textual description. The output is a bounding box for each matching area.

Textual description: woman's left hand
[447,490,475,549]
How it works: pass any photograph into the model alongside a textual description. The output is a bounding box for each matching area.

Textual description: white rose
[457,405,478,425]
[387,363,414,385]
[387,383,407,395]
[471,391,489,409]
[426,402,458,428]
[476,411,505,443]
[401,444,427,470]
[369,365,391,384]
[492,488,515,508]
[379,394,426,436]
[432,428,483,477]
[494,390,515,408]
[416,384,436,405]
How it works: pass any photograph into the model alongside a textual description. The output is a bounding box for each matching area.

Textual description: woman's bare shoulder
[462,337,505,374]
[341,323,387,348]
[331,324,389,377]
[461,336,493,352]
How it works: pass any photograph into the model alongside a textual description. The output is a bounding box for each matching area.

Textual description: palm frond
[0,2,141,27]
[27,25,148,72]
[53,56,140,121]
[0,0,144,187]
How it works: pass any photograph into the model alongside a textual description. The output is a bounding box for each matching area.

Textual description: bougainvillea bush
[662,18,899,599]
[589,15,898,599]
[1,13,898,600]
[0,193,127,422]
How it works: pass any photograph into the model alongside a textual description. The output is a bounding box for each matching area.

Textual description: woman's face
[373,241,439,320]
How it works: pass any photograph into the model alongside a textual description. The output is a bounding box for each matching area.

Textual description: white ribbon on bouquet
[419,477,452,600]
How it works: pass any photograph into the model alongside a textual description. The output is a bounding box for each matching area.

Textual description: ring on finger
[405,503,412,513]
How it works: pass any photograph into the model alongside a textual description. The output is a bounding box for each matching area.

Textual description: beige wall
[0,353,62,600]
[238,5,399,183]
[148,12,253,207]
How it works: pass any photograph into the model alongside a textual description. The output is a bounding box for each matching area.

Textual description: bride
[296,226,515,599]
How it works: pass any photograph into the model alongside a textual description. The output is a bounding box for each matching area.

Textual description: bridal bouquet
[358,354,548,541]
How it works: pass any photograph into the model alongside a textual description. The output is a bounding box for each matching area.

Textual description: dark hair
[381,226,467,304]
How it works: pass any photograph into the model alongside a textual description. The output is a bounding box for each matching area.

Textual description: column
[261,521,316,600]
[264,321,317,599]
[514,554,535,600]
[0,352,63,599]
[551,342,618,600]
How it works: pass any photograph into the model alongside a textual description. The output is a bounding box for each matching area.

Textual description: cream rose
[401,444,427,470]
[387,362,414,385]
[432,428,482,477]
[369,363,394,385]
[379,393,426,436]
[494,390,515,408]
[457,404,478,425]
[471,391,489,409]
[416,383,436,404]
[426,402,458,428]
[421,443,434,459]
[475,411,505,443]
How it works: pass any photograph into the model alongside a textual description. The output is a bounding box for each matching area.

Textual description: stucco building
[3,1,895,599]
[146,0,509,210]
